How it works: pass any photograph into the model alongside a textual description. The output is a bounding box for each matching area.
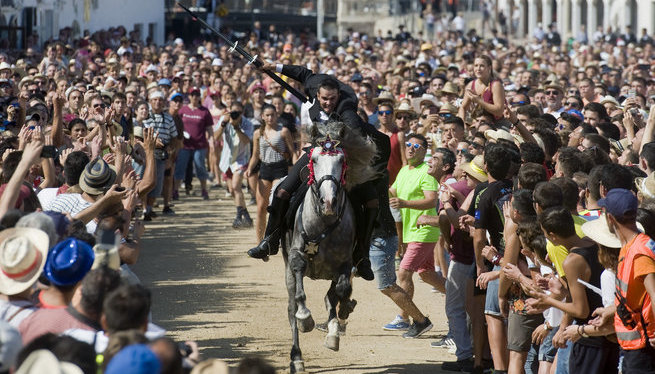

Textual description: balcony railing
[166,0,336,17]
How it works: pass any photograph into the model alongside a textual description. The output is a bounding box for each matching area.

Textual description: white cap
[116,46,133,56]
[212,58,223,67]
[148,90,165,100]
[174,37,184,45]
[145,64,159,74]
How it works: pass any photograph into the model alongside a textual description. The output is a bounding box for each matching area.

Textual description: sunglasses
[470,142,483,149]
[545,90,560,96]
[421,114,429,119]
[405,142,423,149]
[397,114,411,120]
[93,103,105,108]
[566,102,580,108]
[439,113,453,118]
[378,110,393,116]
[456,148,468,154]
[568,90,580,95]
[511,100,527,106]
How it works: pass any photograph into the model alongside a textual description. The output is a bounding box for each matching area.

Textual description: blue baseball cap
[105,344,161,374]
[598,188,638,218]
[565,109,584,122]
[170,92,183,101]
[44,238,94,287]
[157,78,171,87]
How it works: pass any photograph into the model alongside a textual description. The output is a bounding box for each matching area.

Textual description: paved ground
[133,188,458,373]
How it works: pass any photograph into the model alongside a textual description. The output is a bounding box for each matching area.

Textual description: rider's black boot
[247,194,289,259]
[353,206,378,281]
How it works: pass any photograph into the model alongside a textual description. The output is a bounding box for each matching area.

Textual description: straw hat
[15,350,82,374]
[439,102,458,114]
[0,228,49,296]
[581,214,622,248]
[79,158,117,196]
[412,94,440,109]
[373,91,396,106]
[635,172,655,201]
[440,81,459,96]
[460,155,488,182]
[395,102,417,116]
[484,128,515,143]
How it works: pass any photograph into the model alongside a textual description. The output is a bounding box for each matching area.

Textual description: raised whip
[177,2,309,103]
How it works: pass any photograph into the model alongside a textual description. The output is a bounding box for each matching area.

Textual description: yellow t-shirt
[546,215,587,277]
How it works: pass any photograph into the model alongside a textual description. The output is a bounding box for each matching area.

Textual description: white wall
[22,0,165,45]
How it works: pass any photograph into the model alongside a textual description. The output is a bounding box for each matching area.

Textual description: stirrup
[247,238,278,259]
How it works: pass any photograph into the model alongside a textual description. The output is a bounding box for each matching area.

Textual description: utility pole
[317,0,324,39]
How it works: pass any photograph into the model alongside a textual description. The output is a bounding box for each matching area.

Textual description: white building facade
[499,0,655,41]
[0,0,165,48]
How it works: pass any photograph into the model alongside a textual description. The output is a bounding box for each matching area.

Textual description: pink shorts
[400,242,436,273]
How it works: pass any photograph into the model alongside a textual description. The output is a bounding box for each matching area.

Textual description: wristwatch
[578,325,590,338]
[544,321,553,331]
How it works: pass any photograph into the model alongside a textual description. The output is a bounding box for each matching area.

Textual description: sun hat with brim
[439,102,458,114]
[0,228,49,296]
[0,62,12,73]
[133,126,144,139]
[79,158,117,196]
[581,214,622,248]
[485,129,515,143]
[15,349,82,374]
[600,95,620,107]
[544,83,564,94]
[395,102,417,117]
[105,344,161,374]
[635,172,655,201]
[373,91,396,106]
[460,155,488,182]
[44,238,95,287]
[440,82,459,95]
[412,94,440,110]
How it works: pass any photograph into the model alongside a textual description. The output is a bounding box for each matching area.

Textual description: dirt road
[133,191,459,373]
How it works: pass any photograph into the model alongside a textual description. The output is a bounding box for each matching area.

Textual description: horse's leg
[324,281,341,351]
[336,270,356,320]
[289,251,314,333]
[285,261,305,373]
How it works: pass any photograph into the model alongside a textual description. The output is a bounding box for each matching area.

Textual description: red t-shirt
[178,105,214,150]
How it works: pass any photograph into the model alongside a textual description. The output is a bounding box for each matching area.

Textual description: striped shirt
[48,193,96,233]
[142,111,178,146]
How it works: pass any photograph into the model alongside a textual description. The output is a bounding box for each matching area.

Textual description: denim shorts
[538,326,558,363]
[370,236,398,290]
[484,265,502,317]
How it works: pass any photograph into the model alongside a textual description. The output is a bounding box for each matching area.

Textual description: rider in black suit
[247,62,389,281]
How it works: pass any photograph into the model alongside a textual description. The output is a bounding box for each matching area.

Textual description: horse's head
[308,138,346,216]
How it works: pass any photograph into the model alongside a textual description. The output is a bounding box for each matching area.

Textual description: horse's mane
[306,121,377,190]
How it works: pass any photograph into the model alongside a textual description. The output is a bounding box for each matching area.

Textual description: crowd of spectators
[0,9,655,373]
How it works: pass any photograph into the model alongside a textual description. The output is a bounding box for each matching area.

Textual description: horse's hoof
[290,360,305,373]
[262,256,269,262]
[297,315,315,333]
[324,333,340,351]
[295,307,311,320]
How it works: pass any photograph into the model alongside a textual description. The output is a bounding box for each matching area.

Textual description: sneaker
[232,217,242,229]
[430,337,456,348]
[402,317,432,338]
[143,212,153,222]
[441,357,474,372]
[172,190,179,200]
[383,315,410,331]
[162,206,175,215]
[149,210,158,218]
[202,190,209,200]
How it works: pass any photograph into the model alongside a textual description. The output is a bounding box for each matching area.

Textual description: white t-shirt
[37,187,60,210]
[48,193,97,233]
[600,269,616,307]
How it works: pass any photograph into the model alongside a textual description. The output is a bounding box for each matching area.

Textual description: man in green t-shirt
[384,134,444,336]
